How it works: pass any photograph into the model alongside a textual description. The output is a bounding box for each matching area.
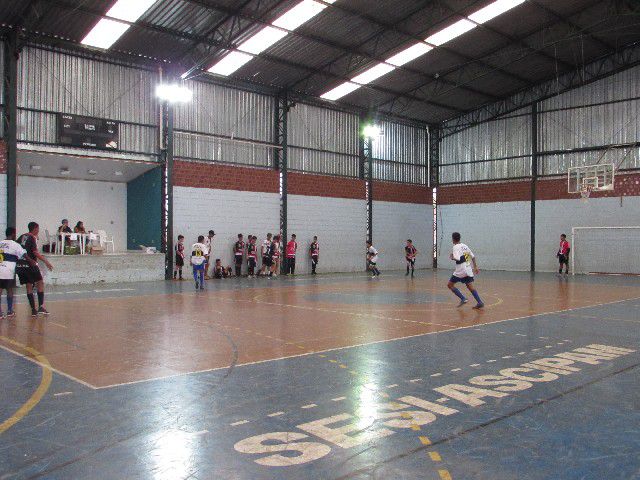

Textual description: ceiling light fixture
[207,0,336,77]
[156,84,193,103]
[81,0,157,49]
[319,0,525,101]
[30,165,41,170]
[88,169,98,175]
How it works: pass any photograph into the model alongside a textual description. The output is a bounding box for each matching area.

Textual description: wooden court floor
[0,270,638,388]
[1,270,640,479]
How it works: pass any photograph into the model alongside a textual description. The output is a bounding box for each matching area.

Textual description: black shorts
[235,255,243,266]
[449,275,473,285]
[312,255,319,263]
[558,254,568,264]
[248,258,256,268]
[406,257,415,265]
[263,256,273,267]
[176,256,184,267]
[0,278,16,289]
[17,266,43,285]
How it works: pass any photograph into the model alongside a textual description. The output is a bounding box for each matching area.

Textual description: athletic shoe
[195,281,199,290]
[38,307,50,316]
[200,285,205,290]
[457,298,468,307]
[472,303,485,310]
[6,311,15,318]
[31,308,38,317]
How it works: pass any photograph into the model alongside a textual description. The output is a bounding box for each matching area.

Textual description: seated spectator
[74,221,86,234]
[58,219,72,246]
[213,258,231,278]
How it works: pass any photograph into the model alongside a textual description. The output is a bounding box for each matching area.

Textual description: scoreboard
[57,114,119,150]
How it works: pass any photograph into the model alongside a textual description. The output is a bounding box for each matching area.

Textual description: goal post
[571,226,640,275]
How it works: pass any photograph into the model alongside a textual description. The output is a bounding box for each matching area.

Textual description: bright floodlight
[363,124,381,139]
[156,84,192,103]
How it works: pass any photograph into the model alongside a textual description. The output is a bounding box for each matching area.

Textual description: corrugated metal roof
[0,0,638,124]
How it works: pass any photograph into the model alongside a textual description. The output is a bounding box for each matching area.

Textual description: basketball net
[580,184,593,202]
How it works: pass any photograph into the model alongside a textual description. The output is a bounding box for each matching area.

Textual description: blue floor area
[1,273,639,479]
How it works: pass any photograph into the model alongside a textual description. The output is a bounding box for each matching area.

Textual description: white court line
[331,397,346,402]
[301,404,318,409]
[0,343,97,390]
[430,373,442,377]
[83,294,640,389]
[268,412,285,417]
[230,420,249,426]
[53,391,73,396]
[409,378,422,383]
[450,368,461,372]
[469,364,481,367]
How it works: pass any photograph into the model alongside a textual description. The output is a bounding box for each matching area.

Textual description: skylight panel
[320,82,360,101]
[351,63,396,85]
[207,0,337,77]
[81,0,156,49]
[386,43,433,67]
[319,0,526,101]
[425,19,476,46]
[469,0,526,24]
[208,51,254,76]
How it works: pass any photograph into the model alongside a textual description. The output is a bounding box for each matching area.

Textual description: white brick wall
[288,195,366,273]
[373,200,432,270]
[535,196,640,272]
[438,201,530,271]
[173,186,280,271]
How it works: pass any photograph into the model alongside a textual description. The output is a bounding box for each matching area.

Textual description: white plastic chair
[97,230,115,253]
[44,229,59,255]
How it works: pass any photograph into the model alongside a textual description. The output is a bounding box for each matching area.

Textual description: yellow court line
[0,336,52,434]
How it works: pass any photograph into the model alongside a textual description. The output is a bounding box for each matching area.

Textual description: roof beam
[23,0,463,115]
[178,0,499,101]
[374,0,607,113]
[292,0,535,89]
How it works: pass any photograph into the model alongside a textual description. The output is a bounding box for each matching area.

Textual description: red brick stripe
[438,173,640,205]
[373,180,431,204]
[173,160,279,193]
[288,172,365,199]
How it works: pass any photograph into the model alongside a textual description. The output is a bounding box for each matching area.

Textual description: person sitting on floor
[213,259,231,279]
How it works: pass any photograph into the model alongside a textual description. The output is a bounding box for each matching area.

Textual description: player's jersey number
[0,249,5,262]
[463,252,471,263]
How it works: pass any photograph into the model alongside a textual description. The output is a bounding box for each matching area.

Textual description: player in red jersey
[557,233,571,275]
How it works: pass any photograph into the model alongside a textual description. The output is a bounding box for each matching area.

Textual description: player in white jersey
[0,227,27,318]
[447,232,484,309]
[259,233,273,276]
[366,240,381,278]
[191,235,208,290]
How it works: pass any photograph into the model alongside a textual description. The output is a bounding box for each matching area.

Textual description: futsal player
[259,233,273,276]
[174,235,185,280]
[17,222,53,316]
[247,236,258,278]
[271,234,281,276]
[366,240,381,278]
[285,234,297,275]
[191,235,207,290]
[447,232,484,309]
[405,239,418,277]
[310,236,319,274]
[0,228,27,318]
[204,230,215,279]
[234,234,245,277]
[557,233,570,275]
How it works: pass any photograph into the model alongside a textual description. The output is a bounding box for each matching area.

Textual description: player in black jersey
[17,222,53,316]
[247,236,258,278]
[233,234,245,277]
[405,239,419,277]
[309,236,319,274]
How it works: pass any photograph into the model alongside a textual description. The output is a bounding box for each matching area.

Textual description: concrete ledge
[42,252,165,286]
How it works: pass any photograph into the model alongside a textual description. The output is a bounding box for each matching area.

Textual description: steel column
[3,31,19,230]
[530,102,538,273]
[161,103,175,279]
[429,126,440,269]
[275,92,289,274]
